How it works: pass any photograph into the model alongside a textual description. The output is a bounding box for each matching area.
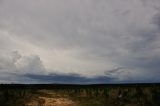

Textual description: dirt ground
[27,90,78,106]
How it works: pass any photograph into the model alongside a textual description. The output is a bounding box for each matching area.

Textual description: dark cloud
[22,72,159,84]
[23,73,116,84]
[105,67,125,75]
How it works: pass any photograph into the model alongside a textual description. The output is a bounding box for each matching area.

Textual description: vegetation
[0,84,160,106]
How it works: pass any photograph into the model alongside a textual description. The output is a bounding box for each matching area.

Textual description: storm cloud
[0,0,160,83]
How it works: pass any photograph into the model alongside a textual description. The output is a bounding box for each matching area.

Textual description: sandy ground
[27,90,77,106]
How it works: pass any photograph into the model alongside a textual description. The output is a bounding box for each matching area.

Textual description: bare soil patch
[27,90,78,106]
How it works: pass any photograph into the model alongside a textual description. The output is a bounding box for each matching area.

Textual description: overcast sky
[0,0,160,83]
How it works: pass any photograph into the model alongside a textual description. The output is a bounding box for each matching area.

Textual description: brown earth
[27,90,78,106]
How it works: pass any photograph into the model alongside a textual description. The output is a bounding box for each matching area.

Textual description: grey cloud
[0,51,47,83]
[16,55,46,74]
[152,13,160,29]
[141,0,160,9]
[0,0,160,83]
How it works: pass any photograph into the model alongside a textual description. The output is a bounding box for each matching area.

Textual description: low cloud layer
[0,0,160,83]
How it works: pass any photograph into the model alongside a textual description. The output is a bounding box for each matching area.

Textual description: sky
[0,0,160,83]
